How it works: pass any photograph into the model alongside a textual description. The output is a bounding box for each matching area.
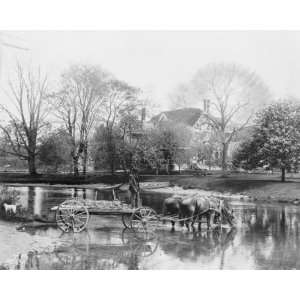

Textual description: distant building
[149,105,254,168]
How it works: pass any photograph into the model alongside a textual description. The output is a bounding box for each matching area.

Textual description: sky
[1,31,300,112]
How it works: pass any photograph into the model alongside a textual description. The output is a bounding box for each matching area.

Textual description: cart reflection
[14,228,159,270]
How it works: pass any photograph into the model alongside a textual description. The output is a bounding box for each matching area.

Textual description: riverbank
[145,173,300,204]
[0,172,126,185]
[1,172,300,204]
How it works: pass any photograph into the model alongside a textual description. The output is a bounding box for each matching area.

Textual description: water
[1,186,300,269]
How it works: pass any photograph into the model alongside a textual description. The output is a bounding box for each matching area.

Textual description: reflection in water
[2,186,300,269]
[13,228,159,270]
[159,228,236,267]
[237,204,300,269]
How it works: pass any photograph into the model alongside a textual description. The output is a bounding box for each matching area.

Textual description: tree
[233,102,300,182]
[157,121,192,173]
[38,129,73,172]
[117,114,143,171]
[50,64,110,175]
[91,110,142,173]
[0,64,48,175]
[131,122,192,174]
[173,63,271,170]
[100,81,140,173]
[91,124,118,171]
[232,136,263,171]
[133,128,164,174]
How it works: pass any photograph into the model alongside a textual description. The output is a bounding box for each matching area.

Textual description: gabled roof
[150,107,255,142]
[150,108,204,127]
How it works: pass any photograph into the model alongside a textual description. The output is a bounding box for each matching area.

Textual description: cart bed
[51,199,134,215]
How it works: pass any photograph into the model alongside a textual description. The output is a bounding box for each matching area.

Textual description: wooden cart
[52,186,159,233]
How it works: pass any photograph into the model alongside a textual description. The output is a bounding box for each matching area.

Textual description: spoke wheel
[130,207,159,234]
[136,238,159,257]
[56,200,90,233]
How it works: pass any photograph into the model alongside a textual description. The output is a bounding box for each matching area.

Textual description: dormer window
[158,113,168,122]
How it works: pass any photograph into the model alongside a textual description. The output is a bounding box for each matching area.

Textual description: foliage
[38,129,73,172]
[233,102,300,181]
[131,122,192,173]
[91,113,142,172]
[232,136,263,170]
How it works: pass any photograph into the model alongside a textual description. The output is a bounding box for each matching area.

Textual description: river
[1,186,300,269]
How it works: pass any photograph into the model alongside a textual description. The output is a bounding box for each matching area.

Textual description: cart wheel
[130,207,159,233]
[121,228,159,257]
[122,214,132,229]
[136,237,159,257]
[56,200,90,233]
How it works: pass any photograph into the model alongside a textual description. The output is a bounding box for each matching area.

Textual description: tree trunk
[82,142,88,175]
[221,143,228,171]
[73,156,79,176]
[111,161,115,175]
[28,155,37,175]
[110,146,115,175]
[281,167,286,182]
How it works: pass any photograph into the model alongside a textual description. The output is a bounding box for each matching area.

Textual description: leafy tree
[130,122,192,174]
[38,129,73,172]
[117,114,143,171]
[133,128,164,174]
[232,136,263,170]
[233,102,300,181]
[157,121,192,173]
[91,124,118,171]
[101,83,140,173]
[91,113,142,173]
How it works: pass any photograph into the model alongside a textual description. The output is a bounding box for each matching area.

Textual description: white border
[1,0,300,30]
[2,271,299,300]
[1,0,300,300]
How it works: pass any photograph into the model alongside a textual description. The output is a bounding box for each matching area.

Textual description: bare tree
[0,64,48,175]
[101,82,140,173]
[191,63,271,170]
[50,65,109,175]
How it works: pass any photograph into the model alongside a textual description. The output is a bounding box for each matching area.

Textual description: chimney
[203,99,210,114]
[141,107,146,123]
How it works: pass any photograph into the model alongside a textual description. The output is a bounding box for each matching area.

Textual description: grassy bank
[0,172,126,185]
[1,171,300,203]
[141,173,300,203]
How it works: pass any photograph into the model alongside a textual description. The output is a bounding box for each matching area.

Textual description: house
[149,104,254,169]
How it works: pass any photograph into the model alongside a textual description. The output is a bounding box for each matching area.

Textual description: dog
[3,203,17,215]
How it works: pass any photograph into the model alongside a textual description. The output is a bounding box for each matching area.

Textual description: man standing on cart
[128,167,141,208]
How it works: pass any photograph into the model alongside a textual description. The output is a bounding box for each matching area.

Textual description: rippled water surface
[1,186,300,269]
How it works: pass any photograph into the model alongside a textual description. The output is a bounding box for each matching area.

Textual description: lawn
[141,172,300,202]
